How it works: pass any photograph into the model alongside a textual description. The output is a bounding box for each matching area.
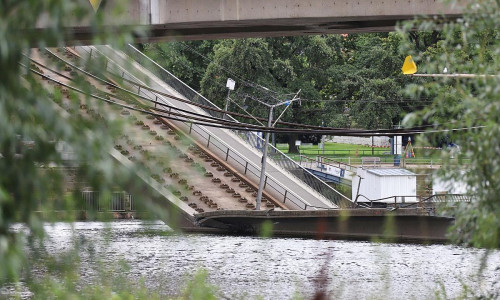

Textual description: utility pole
[255,90,301,210]
[255,106,273,210]
[372,136,374,156]
[321,120,325,155]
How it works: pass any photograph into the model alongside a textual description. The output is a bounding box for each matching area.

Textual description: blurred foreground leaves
[0,0,142,287]
[399,0,500,247]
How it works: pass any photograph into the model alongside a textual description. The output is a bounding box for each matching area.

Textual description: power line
[26,62,485,137]
[148,43,433,116]
[44,49,452,133]
[292,98,434,104]
[144,46,285,107]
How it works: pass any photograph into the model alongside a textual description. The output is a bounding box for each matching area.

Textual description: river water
[36,220,499,299]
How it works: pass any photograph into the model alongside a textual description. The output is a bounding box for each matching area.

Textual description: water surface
[39,220,500,299]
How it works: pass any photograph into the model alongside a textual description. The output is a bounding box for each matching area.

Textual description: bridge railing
[78,46,318,210]
[81,191,133,212]
[123,45,352,208]
[355,193,472,209]
[298,155,357,173]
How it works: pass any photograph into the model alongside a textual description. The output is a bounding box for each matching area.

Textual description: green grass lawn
[275,142,445,165]
[276,142,386,155]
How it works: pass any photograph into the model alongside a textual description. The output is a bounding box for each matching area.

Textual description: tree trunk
[288,134,299,154]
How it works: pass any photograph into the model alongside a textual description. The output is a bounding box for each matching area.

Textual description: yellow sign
[89,0,102,12]
[402,55,417,75]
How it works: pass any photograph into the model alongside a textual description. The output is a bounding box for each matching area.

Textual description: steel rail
[27,57,324,210]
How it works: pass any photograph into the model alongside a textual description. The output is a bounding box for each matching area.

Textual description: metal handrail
[356,193,472,209]
[299,155,356,173]
[77,46,319,210]
[316,156,357,172]
[422,194,472,203]
[81,191,132,212]
[124,44,352,208]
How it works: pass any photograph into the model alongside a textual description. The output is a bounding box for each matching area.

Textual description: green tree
[143,41,216,91]
[197,36,345,152]
[267,36,343,151]
[321,33,420,129]
[144,34,427,151]
[400,0,500,247]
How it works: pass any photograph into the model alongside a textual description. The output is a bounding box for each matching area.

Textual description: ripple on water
[30,220,500,300]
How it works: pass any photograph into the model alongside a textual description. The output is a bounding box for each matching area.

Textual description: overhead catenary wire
[61,49,485,135]
[148,44,436,120]
[25,61,486,137]
[31,53,252,127]
[100,47,431,120]
[410,73,499,78]
[44,49,302,128]
[39,49,370,130]
[24,64,277,133]
[24,59,333,133]
[32,53,433,111]
[45,48,445,133]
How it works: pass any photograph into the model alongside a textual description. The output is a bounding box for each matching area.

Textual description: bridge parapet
[35,0,471,42]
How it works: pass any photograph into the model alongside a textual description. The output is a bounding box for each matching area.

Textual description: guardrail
[299,148,391,156]
[123,45,352,208]
[81,191,133,211]
[315,155,357,172]
[296,156,453,167]
[355,193,472,209]
[77,46,319,210]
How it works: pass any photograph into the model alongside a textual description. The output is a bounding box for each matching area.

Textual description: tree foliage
[0,0,138,285]
[399,0,500,247]
[144,33,424,136]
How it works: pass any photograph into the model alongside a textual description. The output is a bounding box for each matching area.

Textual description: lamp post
[224,78,235,120]
[255,91,301,210]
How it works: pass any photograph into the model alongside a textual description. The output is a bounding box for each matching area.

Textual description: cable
[44,48,399,131]
[46,48,283,126]
[287,97,434,104]
[24,64,273,132]
[68,48,442,132]
[27,61,486,137]
[142,45,434,119]
[35,48,486,136]
[32,52,250,127]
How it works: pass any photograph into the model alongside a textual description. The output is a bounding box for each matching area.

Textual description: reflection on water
[39,220,499,299]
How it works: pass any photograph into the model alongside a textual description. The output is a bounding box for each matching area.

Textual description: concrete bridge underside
[41,0,469,43]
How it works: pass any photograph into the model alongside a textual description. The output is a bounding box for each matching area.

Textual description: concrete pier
[193,209,453,243]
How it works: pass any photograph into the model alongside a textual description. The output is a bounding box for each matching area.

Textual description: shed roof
[366,168,416,177]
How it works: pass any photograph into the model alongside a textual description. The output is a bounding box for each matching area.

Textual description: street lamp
[255,90,301,210]
[224,78,235,120]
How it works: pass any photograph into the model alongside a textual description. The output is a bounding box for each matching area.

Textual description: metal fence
[355,193,472,209]
[298,155,357,173]
[122,45,352,208]
[299,148,391,156]
[302,156,450,168]
[81,191,133,211]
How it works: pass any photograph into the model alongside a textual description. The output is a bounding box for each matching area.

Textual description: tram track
[27,48,293,212]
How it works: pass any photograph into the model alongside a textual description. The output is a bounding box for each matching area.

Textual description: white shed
[352,168,417,203]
